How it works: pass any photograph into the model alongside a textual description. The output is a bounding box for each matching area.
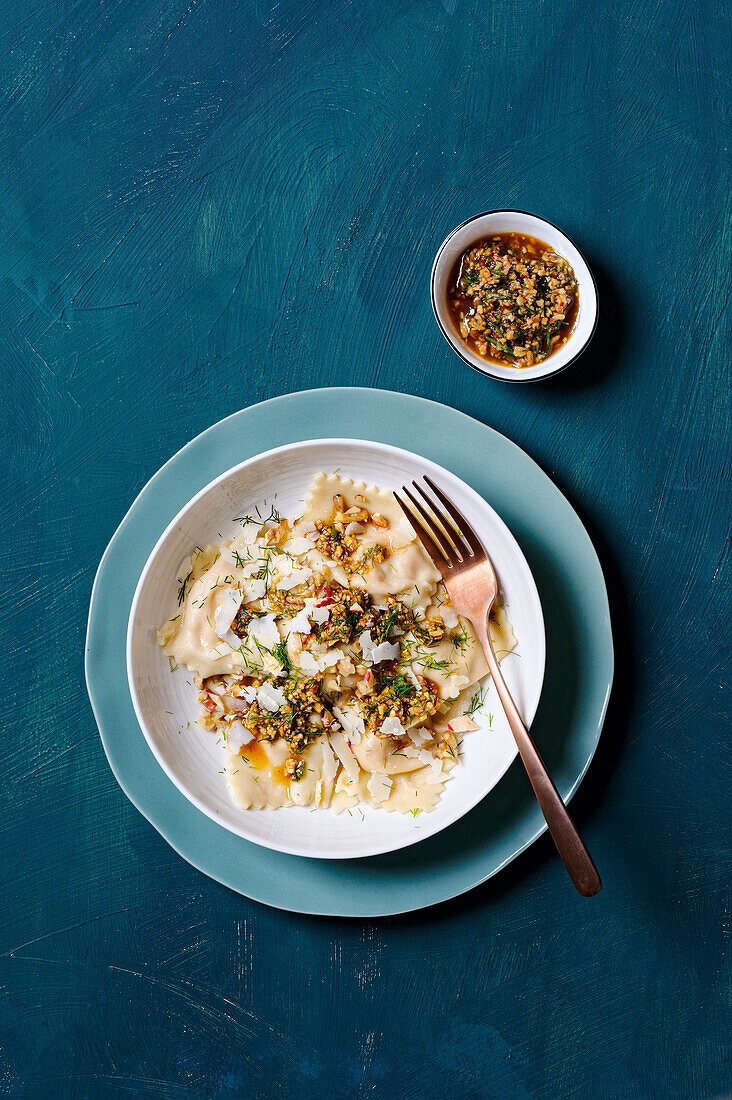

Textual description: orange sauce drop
[239,739,289,787]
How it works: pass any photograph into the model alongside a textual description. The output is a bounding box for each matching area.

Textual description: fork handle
[475,617,602,897]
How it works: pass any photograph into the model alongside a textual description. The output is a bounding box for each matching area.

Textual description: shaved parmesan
[321,739,338,787]
[247,613,280,650]
[369,640,400,664]
[221,694,248,713]
[218,545,236,567]
[227,719,253,753]
[443,673,470,698]
[310,603,331,625]
[358,630,399,664]
[379,716,406,739]
[407,726,431,747]
[276,566,313,591]
[297,651,321,674]
[329,730,360,783]
[319,648,345,670]
[232,522,262,545]
[447,715,481,734]
[287,536,316,555]
[287,606,312,634]
[214,588,244,638]
[220,628,243,650]
[242,578,266,603]
[257,683,286,712]
[367,773,393,804]
[332,705,365,741]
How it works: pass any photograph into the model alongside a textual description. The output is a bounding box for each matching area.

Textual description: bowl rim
[126,436,546,859]
[430,208,599,383]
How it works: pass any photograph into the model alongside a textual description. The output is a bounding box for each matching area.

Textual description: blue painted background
[3,0,730,1096]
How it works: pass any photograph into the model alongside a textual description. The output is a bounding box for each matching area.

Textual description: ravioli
[158,472,518,815]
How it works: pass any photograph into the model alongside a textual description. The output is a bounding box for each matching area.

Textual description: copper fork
[395,476,601,897]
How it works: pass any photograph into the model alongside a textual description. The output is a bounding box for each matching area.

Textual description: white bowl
[431,210,598,383]
[127,439,546,859]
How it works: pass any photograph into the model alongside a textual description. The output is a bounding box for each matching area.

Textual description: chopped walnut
[265,518,290,546]
[422,615,446,642]
[435,730,458,760]
[284,756,305,781]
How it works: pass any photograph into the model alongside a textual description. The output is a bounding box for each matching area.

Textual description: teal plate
[85,388,613,917]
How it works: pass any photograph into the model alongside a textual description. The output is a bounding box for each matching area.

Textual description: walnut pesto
[243,676,324,751]
[314,520,387,577]
[362,669,441,732]
[447,232,578,367]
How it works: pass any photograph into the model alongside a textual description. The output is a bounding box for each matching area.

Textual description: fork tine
[402,486,458,563]
[421,475,484,557]
[412,481,468,560]
[396,488,453,566]
[393,490,447,567]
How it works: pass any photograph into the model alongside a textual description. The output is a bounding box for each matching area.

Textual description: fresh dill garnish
[465,686,488,716]
[450,626,470,654]
[417,654,452,672]
[379,673,414,699]
[375,608,397,643]
[255,552,272,588]
[271,636,293,673]
[177,570,193,606]
[168,656,179,673]
[233,502,281,525]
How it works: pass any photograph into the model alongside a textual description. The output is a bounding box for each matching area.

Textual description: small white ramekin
[431,210,598,383]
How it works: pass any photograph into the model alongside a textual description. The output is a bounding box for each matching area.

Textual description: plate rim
[85,387,614,917]
[125,435,547,859]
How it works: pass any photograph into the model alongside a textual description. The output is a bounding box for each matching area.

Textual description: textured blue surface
[2,0,730,1097]
[86,391,613,915]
